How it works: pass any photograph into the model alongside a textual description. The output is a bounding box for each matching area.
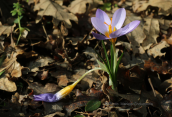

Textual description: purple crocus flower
[91,8,140,43]
[33,83,75,102]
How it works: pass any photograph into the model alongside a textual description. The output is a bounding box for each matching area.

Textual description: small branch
[148,78,156,97]
[42,22,49,42]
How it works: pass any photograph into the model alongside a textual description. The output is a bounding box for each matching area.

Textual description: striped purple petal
[111,8,126,30]
[91,17,108,35]
[92,32,110,40]
[33,93,61,102]
[96,9,111,29]
[109,28,123,39]
[118,20,140,37]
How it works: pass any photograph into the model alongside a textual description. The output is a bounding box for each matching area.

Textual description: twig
[148,78,156,97]
[42,22,49,42]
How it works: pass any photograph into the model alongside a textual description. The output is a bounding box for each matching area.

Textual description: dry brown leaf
[133,0,172,15]
[160,79,172,92]
[44,112,65,117]
[142,18,160,50]
[28,82,60,94]
[144,59,170,74]
[0,74,17,92]
[66,37,83,46]
[147,41,170,58]
[28,0,39,5]
[120,51,144,69]
[0,39,4,54]
[37,70,49,80]
[28,56,54,72]
[50,69,71,86]
[68,0,103,14]
[72,69,94,90]
[158,19,172,32]
[0,22,16,37]
[34,0,78,28]
[0,38,23,78]
[58,75,69,86]
[124,10,146,55]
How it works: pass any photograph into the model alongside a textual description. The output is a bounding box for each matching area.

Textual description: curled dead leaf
[144,59,170,74]
[68,0,103,14]
[34,0,78,28]
[133,0,172,16]
[0,22,16,37]
[0,74,17,92]
[142,18,160,50]
[147,41,170,58]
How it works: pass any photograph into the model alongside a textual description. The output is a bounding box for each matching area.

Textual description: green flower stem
[112,42,117,90]
[16,15,22,45]
[72,67,102,87]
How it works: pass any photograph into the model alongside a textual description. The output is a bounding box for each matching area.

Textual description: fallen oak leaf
[0,37,24,78]
[0,22,16,37]
[132,0,172,16]
[144,59,170,74]
[68,0,103,14]
[28,56,54,72]
[147,40,170,58]
[123,10,146,55]
[65,88,103,116]
[142,18,160,50]
[34,0,78,28]
[0,74,17,92]
[31,82,60,94]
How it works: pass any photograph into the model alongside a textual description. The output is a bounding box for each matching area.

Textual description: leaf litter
[1,0,172,117]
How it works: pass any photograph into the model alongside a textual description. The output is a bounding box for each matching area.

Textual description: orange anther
[104,22,109,26]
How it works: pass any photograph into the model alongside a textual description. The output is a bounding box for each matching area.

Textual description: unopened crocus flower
[91,8,140,43]
[33,83,76,102]
[33,68,102,102]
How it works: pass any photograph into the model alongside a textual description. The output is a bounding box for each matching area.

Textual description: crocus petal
[33,93,60,102]
[92,32,110,40]
[118,20,140,37]
[96,9,111,25]
[91,17,108,35]
[109,28,123,39]
[112,8,126,30]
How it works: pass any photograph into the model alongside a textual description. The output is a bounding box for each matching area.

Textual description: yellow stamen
[104,19,117,44]
[104,22,109,26]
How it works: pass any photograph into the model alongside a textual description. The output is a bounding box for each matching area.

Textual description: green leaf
[94,49,109,70]
[14,16,23,23]
[110,45,114,72]
[24,28,30,31]
[113,49,124,90]
[20,27,25,33]
[85,100,101,112]
[101,40,111,73]
[74,115,85,117]
[11,11,17,16]
[99,2,111,11]
[0,54,6,67]
[96,59,108,72]
[0,70,5,76]
[114,4,118,7]
[115,50,124,78]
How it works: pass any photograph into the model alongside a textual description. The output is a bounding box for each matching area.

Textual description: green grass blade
[110,44,114,73]
[101,40,111,71]
[115,50,124,75]
[0,70,5,76]
[0,54,6,67]
[94,49,113,83]
[114,50,124,87]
